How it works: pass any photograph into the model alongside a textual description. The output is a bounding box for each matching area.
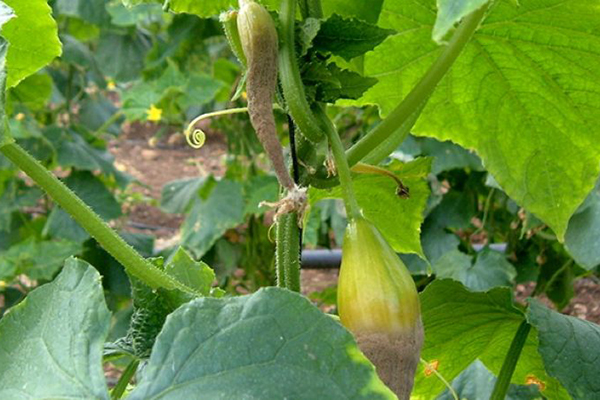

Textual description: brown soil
[515,278,600,324]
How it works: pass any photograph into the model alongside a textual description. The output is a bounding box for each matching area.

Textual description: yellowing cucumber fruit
[338,216,424,399]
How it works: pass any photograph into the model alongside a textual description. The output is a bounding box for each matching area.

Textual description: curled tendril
[184,107,249,149]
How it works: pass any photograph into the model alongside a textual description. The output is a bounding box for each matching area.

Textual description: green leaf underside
[413,280,568,399]
[181,179,245,259]
[309,157,431,257]
[128,287,394,399]
[0,259,110,399]
[2,0,62,88]
[355,0,600,240]
[527,300,600,400]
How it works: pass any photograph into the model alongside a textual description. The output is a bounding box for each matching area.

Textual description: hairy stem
[490,320,531,400]
[346,5,489,166]
[0,142,192,293]
[275,212,301,292]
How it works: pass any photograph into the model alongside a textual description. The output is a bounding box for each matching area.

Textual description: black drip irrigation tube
[301,249,342,269]
[300,243,507,269]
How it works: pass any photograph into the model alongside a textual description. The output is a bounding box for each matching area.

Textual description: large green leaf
[161,177,206,214]
[180,73,224,109]
[0,177,42,231]
[96,31,150,82]
[356,0,600,240]
[164,247,216,295]
[128,287,394,399]
[47,126,130,186]
[43,171,122,242]
[310,157,431,257]
[0,238,83,281]
[0,259,110,399]
[528,300,600,400]
[243,175,279,216]
[311,14,395,61]
[181,179,245,259]
[322,0,384,23]
[413,279,567,399]
[436,360,541,400]
[8,72,52,112]
[432,248,517,291]
[165,0,382,21]
[2,0,61,88]
[55,0,111,25]
[565,187,600,270]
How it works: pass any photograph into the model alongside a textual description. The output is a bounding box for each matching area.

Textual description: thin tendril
[420,358,459,400]
[184,107,249,149]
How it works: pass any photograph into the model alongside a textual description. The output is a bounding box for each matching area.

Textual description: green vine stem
[275,212,301,292]
[110,358,140,400]
[0,142,193,293]
[279,0,323,143]
[346,4,489,166]
[490,320,532,400]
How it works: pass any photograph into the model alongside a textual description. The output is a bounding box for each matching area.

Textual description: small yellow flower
[146,104,163,122]
[15,112,25,121]
[107,79,116,90]
[0,280,6,289]
[241,91,247,100]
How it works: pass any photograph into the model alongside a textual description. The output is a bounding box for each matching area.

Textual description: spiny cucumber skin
[238,2,294,190]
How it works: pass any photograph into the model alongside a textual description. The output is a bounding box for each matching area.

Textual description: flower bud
[338,217,424,399]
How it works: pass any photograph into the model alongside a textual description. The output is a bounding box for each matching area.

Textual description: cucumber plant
[1,0,600,399]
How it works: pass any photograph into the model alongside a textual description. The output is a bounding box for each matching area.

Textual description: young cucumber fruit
[338,216,424,399]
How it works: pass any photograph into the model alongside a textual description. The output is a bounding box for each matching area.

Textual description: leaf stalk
[490,320,532,400]
[346,4,490,166]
